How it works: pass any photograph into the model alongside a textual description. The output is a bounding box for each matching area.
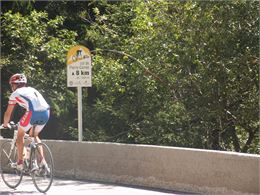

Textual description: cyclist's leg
[28,126,42,141]
[29,109,50,164]
[16,127,25,165]
[28,124,48,169]
[17,111,32,169]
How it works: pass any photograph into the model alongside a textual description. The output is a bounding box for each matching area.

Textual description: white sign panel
[67,45,92,87]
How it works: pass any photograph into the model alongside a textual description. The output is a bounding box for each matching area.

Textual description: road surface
[0,176,198,195]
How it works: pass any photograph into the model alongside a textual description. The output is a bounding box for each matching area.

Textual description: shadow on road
[0,177,202,195]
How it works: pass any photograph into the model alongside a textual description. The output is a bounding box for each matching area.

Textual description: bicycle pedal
[10,162,17,169]
[31,165,39,172]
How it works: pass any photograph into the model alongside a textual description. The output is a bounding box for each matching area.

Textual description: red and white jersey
[8,87,49,111]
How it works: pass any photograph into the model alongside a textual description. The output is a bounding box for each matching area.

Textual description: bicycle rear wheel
[31,142,54,193]
[0,141,23,189]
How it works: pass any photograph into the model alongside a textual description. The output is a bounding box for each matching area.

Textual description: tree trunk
[230,122,241,152]
[242,128,257,153]
[211,128,221,150]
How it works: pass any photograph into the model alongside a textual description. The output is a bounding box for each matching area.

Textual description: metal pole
[77,86,83,142]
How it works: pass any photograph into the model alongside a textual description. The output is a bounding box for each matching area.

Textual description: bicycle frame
[5,128,35,162]
[7,129,18,159]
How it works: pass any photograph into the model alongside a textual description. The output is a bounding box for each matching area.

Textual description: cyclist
[3,73,50,171]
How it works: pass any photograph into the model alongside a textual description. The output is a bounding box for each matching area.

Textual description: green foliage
[1,8,77,138]
[1,0,259,154]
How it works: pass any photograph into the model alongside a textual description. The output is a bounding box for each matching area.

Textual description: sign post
[77,86,83,141]
[67,45,91,141]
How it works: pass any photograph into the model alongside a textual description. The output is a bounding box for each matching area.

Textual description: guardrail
[0,139,259,194]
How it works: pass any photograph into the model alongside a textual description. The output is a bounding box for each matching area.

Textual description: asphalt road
[0,176,198,195]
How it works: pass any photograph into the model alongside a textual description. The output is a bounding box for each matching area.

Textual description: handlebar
[0,122,33,141]
[0,122,18,131]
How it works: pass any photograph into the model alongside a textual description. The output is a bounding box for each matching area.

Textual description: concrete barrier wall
[1,139,259,194]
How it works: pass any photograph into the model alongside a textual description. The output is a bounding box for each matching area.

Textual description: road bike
[0,122,54,193]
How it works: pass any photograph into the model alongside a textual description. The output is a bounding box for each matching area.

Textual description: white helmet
[9,73,27,85]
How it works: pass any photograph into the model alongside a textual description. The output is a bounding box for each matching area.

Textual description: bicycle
[0,122,54,193]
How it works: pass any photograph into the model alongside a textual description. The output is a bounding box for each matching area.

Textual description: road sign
[67,45,92,87]
[67,45,92,141]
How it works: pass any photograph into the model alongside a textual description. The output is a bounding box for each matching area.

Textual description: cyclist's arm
[3,104,15,127]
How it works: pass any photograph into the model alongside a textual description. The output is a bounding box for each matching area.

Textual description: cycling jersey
[8,86,50,132]
[8,87,49,111]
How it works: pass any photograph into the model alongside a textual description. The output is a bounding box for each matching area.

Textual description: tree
[1,0,258,153]
[82,0,259,153]
[1,6,78,139]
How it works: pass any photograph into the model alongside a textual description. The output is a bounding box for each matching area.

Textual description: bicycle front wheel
[0,141,23,189]
[31,142,54,193]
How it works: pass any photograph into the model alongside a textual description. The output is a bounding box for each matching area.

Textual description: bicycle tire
[0,140,23,189]
[31,142,54,193]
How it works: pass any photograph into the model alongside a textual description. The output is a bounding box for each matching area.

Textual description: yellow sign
[67,45,92,87]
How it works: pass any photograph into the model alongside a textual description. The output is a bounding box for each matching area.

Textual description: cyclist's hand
[0,122,17,130]
[0,124,7,129]
[0,123,12,129]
